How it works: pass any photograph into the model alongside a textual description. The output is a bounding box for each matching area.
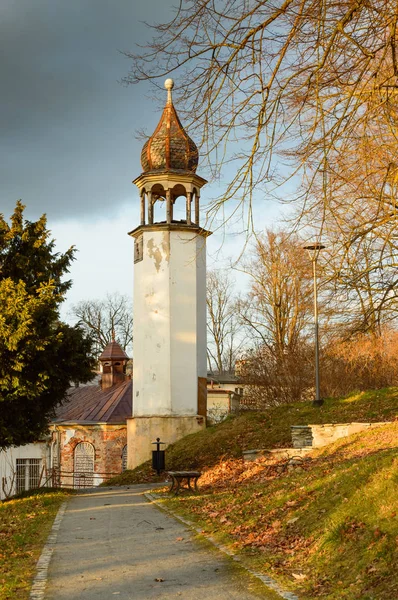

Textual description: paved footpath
[44,485,272,600]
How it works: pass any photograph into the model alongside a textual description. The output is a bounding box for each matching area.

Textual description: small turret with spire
[99,335,129,390]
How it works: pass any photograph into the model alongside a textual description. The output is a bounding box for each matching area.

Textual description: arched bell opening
[113,361,124,374]
[139,183,201,226]
[100,359,127,389]
[148,183,167,224]
[171,183,188,223]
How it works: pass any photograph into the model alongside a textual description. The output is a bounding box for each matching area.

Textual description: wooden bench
[167,471,201,495]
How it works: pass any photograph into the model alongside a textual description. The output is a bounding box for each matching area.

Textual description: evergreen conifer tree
[0,202,95,448]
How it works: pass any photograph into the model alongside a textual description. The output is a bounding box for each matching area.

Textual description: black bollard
[151,438,166,475]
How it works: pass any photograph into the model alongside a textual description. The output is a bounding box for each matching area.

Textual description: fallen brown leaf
[292,572,307,581]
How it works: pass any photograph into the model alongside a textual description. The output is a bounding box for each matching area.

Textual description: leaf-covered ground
[161,422,398,599]
[0,489,73,600]
[105,387,398,485]
[104,387,398,598]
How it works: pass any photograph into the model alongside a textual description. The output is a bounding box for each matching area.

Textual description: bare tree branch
[124,0,398,235]
[207,269,244,372]
[70,293,133,359]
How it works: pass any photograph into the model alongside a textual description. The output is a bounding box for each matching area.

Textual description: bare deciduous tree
[321,327,398,396]
[238,344,313,408]
[321,232,398,339]
[207,269,243,373]
[124,1,398,232]
[238,230,313,354]
[70,293,133,358]
[236,230,315,406]
[126,2,398,346]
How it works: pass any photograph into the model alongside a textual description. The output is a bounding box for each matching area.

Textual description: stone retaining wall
[291,422,391,449]
[291,426,313,448]
[243,421,392,463]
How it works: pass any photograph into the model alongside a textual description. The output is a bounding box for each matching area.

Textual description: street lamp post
[303,243,325,407]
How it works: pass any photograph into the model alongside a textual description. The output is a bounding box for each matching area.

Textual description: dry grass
[162,423,398,599]
[104,387,398,597]
[105,387,398,486]
[0,489,73,600]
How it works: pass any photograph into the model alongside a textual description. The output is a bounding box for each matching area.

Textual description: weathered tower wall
[132,226,207,416]
[127,225,208,469]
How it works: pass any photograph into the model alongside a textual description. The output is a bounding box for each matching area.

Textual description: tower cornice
[133,171,207,191]
[128,222,212,239]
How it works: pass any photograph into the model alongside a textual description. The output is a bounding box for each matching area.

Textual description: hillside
[163,421,398,599]
[105,387,398,484]
[105,387,398,599]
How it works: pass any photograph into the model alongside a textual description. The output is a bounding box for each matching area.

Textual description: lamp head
[303,243,325,251]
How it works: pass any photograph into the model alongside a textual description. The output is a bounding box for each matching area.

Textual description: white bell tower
[127,80,211,469]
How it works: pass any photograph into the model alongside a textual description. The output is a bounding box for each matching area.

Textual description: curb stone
[29,501,68,600]
[145,492,299,600]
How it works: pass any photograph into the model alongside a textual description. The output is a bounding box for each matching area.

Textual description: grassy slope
[105,387,398,485]
[105,387,397,599]
[2,390,395,600]
[0,489,73,600]
[164,422,398,600]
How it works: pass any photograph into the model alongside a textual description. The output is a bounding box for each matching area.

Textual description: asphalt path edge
[145,492,299,600]
[28,487,299,600]
[29,500,69,600]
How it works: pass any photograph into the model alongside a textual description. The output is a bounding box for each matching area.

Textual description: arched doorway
[73,442,95,489]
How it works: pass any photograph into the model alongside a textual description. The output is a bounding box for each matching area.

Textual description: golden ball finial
[164,78,174,91]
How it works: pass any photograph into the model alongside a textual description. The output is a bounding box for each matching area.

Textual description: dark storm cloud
[0,0,172,221]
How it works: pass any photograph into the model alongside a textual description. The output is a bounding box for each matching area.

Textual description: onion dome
[141,79,199,173]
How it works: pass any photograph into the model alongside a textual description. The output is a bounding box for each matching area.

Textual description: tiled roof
[207,372,239,384]
[99,340,129,361]
[141,81,198,173]
[53,379,132,424]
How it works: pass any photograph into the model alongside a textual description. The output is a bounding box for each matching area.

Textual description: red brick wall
[53,425,127,487]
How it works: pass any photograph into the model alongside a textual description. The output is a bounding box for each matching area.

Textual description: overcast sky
[0,0,283,321]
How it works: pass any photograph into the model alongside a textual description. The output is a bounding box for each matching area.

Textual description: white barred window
[16,458,41,493]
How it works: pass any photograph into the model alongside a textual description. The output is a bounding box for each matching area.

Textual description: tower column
[128,79,211,471]
[140,190,145,226]
[148,191,154,224]
[195,192,200,226]
[186,192,192,225]
[166,189,172,224]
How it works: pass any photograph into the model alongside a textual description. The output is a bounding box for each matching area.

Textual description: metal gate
[73,442,95,489]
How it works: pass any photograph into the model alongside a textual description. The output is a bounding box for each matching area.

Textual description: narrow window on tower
[134,234,143,263]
